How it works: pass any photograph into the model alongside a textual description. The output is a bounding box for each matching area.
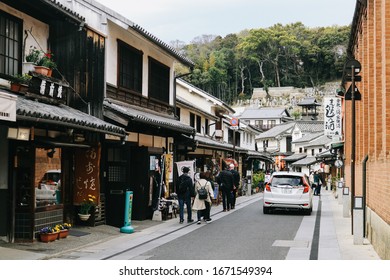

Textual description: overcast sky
[95,0,356,44]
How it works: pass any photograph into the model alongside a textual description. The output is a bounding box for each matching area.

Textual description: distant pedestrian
[228,163,240,209]
[176,167,195,223]
[216,165,234,211]
[309,171,315,190]
[193,172,214,224]
[313,171,322,196]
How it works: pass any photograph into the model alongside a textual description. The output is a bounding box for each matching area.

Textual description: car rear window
[270,175,303,186]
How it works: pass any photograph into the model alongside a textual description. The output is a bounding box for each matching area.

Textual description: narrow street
[141,200,302,260]
[42,191,345,260]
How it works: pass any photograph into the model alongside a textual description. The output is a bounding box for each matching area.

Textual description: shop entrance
[11,144,63,241]
[105,146,130,227]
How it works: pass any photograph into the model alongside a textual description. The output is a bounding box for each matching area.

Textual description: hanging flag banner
[324,97,342,136]
[175,160,196,183]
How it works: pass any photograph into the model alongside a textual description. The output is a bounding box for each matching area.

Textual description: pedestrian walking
[313,171,322,196]
[176,167,195,223]
[309,171,315,191]
[193,172,214,224]
[228,163,240,209]
[216,165,234,211]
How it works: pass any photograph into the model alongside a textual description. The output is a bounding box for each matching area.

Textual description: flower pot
[78,213,91,221]
[10,83,21,92]
[40,232,58,243]
[23,62,35,74]
[19,84,29,93]
[34,65,51,77]
[58,229,69,239]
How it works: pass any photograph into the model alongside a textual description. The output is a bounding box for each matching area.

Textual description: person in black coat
[216,166,234,211]
[176,167,195,223]
[229,163,240,209]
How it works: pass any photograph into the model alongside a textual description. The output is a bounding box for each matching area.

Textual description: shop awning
[103,98,195,136]
[16,95,126,137]
[331,141,344,149]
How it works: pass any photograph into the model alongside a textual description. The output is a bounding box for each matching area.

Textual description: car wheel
[263,206,271,214]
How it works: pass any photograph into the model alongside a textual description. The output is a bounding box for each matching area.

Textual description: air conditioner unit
[215,130,223,138]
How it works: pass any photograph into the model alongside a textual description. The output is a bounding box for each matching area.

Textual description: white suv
[263,171,312,215]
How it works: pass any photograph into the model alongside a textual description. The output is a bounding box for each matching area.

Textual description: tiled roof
[239,107,290,119]
[47,0,85,22]
[132,25,194,67]
[16,95,125,136]
[295,120,324,133]
[305,135,332,147]
[103,99,195,135]
[297,97,321,106]
[316,149,334,159]
[283,153,307,162]
[256,122,296,139]
[291,156,319,166]
[292,132,324,143]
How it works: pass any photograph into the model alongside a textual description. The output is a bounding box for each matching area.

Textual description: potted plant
[78,194,96,221]
[56,223,72,239]
[35,50,57,76]
[9,73,32,92]
[39,226,60,242]
[25,46,41,63]
[23,46,40,73]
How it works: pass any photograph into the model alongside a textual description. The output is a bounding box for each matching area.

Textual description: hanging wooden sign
[73,144,101,205]
[26,72,69,104]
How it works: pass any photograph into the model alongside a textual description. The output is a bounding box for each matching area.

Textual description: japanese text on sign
[324,97,342,136]
[74,144,101,204]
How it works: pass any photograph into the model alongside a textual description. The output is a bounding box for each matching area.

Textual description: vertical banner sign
[164,154,172,197]
[74,144,101,205]
[324,97,342,136]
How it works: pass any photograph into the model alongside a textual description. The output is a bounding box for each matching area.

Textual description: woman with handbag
[192,172,214,224]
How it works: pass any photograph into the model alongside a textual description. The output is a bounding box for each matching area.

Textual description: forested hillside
[172,22,350,105]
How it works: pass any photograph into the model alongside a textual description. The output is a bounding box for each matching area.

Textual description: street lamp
[344,58,361,234]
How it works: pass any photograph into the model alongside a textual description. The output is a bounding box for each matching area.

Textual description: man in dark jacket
[176,167,195,223]
[313,171,323,196]
[229,163,240,209]
[216,166,234,211]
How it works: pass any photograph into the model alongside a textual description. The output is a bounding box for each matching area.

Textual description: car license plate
[282,188,292,194]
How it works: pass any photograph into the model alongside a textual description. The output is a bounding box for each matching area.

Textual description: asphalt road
[141,199,305,260]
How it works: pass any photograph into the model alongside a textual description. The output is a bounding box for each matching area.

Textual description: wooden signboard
[74,144,101,205]
[26,72,69,104]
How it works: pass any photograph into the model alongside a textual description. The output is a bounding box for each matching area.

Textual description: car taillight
[265,184,271,192]
[303,184,310,193]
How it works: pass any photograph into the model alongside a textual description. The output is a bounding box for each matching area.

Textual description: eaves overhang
[103,98,195,136]
[14,94,125,137]
[2,0,85,25]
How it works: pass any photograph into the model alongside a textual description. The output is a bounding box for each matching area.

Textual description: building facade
[343,0,390,259]
[0,0,126,242]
